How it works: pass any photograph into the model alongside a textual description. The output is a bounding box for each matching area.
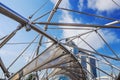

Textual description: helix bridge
[0,0,120,80]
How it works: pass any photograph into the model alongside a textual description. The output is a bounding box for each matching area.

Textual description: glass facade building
[73,47,97,79]
[90,56,97,78]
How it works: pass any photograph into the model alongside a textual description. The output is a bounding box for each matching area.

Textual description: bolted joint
[25,22,31,31]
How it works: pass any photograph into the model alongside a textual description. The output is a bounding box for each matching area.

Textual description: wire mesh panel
[9,44,86,80]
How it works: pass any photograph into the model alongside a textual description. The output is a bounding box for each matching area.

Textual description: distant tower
[72,42,97,78]
[65,39,97,79]
[88,55,97,78]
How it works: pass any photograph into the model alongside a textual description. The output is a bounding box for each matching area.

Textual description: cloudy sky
[50,0,120,51]
[0,0,120,78]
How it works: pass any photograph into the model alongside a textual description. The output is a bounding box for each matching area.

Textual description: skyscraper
[65,39,97,79]
[73,45,97,79]
[89,56,97,78]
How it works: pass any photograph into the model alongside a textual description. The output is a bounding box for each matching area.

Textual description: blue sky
[0,0,120,78]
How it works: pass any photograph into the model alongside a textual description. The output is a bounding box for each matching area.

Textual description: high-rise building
[81,55,87,69]
[65,39,97,79]
[89,56,97,78]
[73,46,97,79]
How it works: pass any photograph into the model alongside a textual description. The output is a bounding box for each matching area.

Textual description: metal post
[36,0,62,55]
[0,24,22,48]
[0,57,10,78]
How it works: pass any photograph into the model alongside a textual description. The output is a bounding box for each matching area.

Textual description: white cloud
[78,0,84,10]
[50,0,70,8]
[80,30,120,50]
[59,9,103,50]
[87,0,120,12]
[50,0,120,51]
[50,0,56,4]
[45,38,53,48]
[99,29,120,43]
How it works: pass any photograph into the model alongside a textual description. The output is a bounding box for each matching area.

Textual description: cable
[96,31,120,59]
[59,28,101,42]
[77,54,120,76]
[78,57,116,79]
[0,35,7,41]
[77,32,92,45]
[59,30,97,42]
[5,41,52,45]
[29,0,49,19]
[32,11,51,22]
[47,27,94,30]
[59,7,118,21]
[0,26,22,48]
[6,42,38,45]
[7,35,39,70]
[112,0,120,7]
[79,36,118,69]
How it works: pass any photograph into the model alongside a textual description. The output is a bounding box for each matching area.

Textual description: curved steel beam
[1,3,86,79]
[0,2,28,24]
[1,2,120,79]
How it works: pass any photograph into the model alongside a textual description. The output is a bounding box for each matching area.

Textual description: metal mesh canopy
[1,1,120,80]
[48,67,86,80]
[10,44,86,80]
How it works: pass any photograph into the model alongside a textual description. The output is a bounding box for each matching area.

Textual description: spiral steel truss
[0,1,120,80]
[0,2,86,80]
[9,44,86,80]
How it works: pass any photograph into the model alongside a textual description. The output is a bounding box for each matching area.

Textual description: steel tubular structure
[0,57,10,78]
[0,2,86,80]
[0,1,120,80]
[34,22,120,29]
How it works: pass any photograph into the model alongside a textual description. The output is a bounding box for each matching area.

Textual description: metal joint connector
[25,22,31,31]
